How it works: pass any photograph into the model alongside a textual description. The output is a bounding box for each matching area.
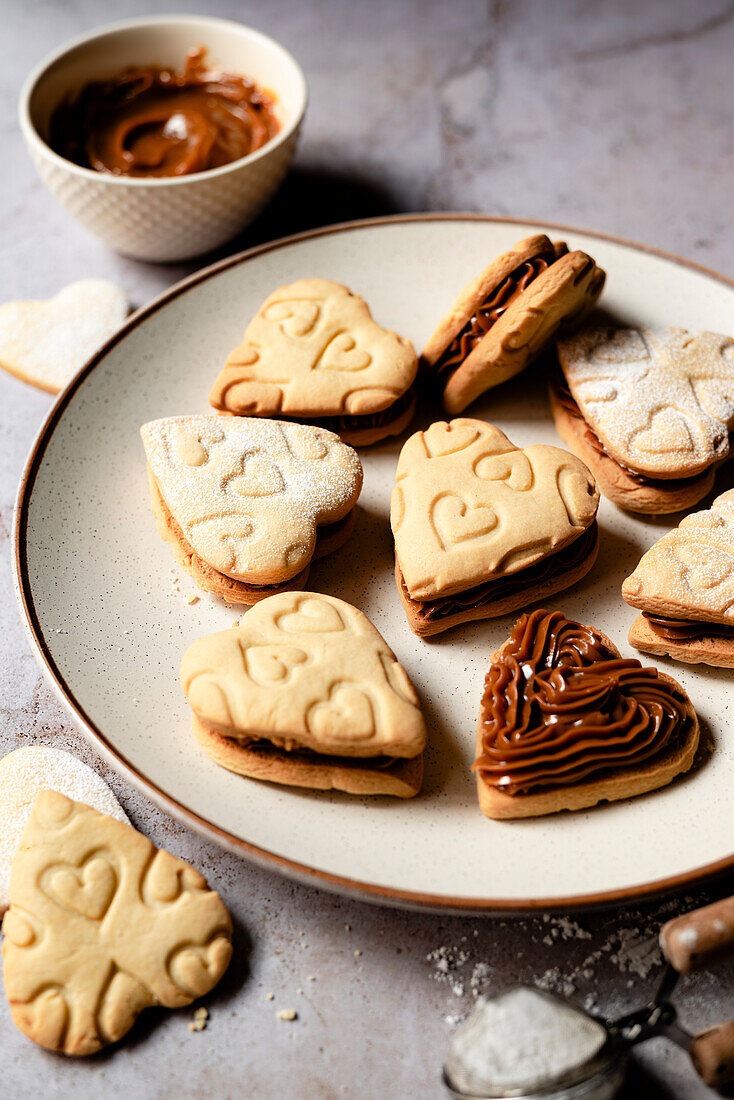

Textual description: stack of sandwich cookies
[623,489,734,667]
[552,326,734,513]
[421,235,605,414]
[181,592,427,797]
[391,419,600,637]
[209,279,418,446]
[141,416,362,604]
[474,608,699,819]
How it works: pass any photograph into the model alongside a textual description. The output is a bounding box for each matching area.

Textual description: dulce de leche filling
[401,524,597,622]
[432,245,566,380]
[475,608,690,797]
[642,612,734,642]
[308,384,416,434]
[49,48,280,177]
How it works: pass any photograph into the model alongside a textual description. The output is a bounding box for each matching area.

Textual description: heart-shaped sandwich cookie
[0,747,129,916]
[209,279,418,446]
[141,416,363,604]
[474,609,699,818]
[181,592,427,796]
[391,419,600,636]
[2,791,232,1055]
[553,325,734,513]
[623,489,734,667]
[421,235,605,413]
[0,280,129,394]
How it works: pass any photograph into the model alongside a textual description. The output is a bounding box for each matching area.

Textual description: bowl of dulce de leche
[19,16,307,261]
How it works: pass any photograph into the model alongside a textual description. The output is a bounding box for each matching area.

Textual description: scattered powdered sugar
[445,987,607,1095]
[427,901,702,1029]
[0,746,128,913]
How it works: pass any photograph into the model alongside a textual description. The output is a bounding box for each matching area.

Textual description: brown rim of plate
[13,213,734,915]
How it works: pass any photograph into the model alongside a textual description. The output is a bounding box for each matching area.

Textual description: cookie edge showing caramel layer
[421,236,605,414]
[629,613,734,670]
[148,470,356,605]
[549,374,716,515]
[474,613,699,819]
[394,524,599,638]
[192,717,423,798]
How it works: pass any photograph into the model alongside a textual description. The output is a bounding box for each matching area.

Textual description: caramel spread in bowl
[49,48,280,177]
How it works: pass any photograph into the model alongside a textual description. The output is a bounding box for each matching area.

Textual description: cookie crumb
[307,975,316,982]
[277,1008,297,1021]
[345,923,351,931]
[266,992,275,1001]
[188,1007,209,1032]
[354,950,362,957]
[187,594,200,605]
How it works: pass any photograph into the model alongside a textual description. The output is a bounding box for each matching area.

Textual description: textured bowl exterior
[28,130,300,262]
[20,16,306,262]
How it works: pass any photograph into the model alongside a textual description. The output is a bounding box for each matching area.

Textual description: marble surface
[3,0,734,1096]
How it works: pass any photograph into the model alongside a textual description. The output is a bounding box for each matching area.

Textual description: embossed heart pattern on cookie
[181,591,426,797]
[141,415,363,605]
[391,419,600,636]
[209,278,419,446]
[1,791,232,1056]
[623,489,734,668]
[553,326,734,514]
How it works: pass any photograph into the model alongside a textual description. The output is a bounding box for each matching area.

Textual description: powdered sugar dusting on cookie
[623,488,734,621]
[558,326,734,478]
[141,416,362,584]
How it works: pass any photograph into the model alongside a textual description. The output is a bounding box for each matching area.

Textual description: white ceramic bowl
[19,16,307,262]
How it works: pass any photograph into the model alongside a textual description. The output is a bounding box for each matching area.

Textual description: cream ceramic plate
[15,216,734,912]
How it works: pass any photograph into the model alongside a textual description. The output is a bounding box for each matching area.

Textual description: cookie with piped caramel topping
[474,608,699,819]
[422,235,605,414]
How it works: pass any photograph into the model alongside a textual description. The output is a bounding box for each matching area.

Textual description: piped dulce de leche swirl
[432,247,564,379]
[475,609,690,796]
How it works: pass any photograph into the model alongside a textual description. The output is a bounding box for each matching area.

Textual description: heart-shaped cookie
[391,419,599,601]
[1,792,232,1055]
[209,279,417,421]
[141,416,363,590]
[475,609,699,818]
[0,280,129,394]
[181,592,427,763]
[0,746,129,916]
[557,326,734,479]
[623,489,734,627]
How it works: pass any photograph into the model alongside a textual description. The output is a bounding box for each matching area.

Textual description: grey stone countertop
[3,1,734,1096]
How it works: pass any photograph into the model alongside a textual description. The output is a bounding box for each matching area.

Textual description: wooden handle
[659,896,734,973]
[690,1021,734,1088]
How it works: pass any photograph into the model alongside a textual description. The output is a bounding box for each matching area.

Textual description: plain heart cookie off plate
[14,215,734,912]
